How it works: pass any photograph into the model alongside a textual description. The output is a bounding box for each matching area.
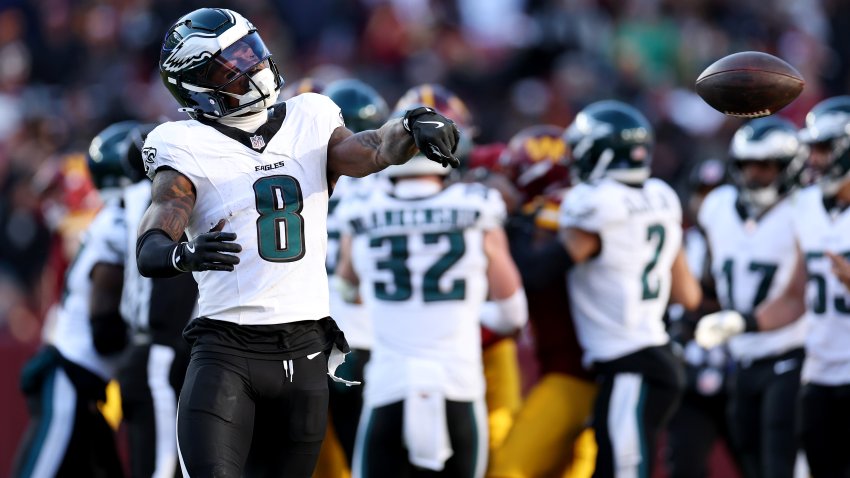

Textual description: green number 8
[253,175,306,262]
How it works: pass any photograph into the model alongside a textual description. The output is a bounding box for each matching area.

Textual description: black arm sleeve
[137,229,181,278]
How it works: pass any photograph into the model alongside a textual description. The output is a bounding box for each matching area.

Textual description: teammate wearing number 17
[557,100,702,478]
[134,8,461,477]
[696,117,806,478]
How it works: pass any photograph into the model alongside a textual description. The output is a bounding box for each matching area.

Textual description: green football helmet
[87,121,139,190]
[798,95,850,195]
[324,79,389,133]
[729,116,803,211]
[564,100,653,185]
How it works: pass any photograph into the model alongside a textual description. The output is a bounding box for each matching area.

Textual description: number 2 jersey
[337,181,506,405]
[698,185,806,363]
[559,177,682,366]
[792,186,850,385]
[143,93,343,326]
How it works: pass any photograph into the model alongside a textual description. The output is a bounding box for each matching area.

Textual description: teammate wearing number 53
[134,8,460,477]
[558,101,701,478]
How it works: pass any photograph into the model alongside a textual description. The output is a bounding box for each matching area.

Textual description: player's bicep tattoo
[140,170,196,240]
[354,130,381,151]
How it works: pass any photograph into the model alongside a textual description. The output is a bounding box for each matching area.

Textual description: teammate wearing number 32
[557,100,702,478]
[134,8,460,477]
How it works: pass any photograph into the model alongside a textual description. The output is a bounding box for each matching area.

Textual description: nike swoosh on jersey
[307,351,322,360]
[419,121,445,128]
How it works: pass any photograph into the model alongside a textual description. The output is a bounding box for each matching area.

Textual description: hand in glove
[694,310,746,349]
[403,107,461,168]
[173,219,242,272]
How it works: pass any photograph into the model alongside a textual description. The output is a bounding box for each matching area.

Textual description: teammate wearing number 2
[557,100,701,478]
[134,8,460,477]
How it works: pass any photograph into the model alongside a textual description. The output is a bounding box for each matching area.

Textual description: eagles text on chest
[255,160,285,172]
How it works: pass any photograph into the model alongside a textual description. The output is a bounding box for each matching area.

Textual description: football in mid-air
[695,51,804,118]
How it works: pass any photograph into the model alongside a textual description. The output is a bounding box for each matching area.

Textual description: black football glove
[403,107,461,168]
[173,222,242,272]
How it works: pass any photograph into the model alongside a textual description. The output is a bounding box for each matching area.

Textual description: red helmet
[499,125,570,203]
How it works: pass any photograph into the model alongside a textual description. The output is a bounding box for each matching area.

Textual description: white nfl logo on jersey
[250,135,265,150]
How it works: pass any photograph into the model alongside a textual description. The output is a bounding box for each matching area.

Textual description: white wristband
[480,288,528,334]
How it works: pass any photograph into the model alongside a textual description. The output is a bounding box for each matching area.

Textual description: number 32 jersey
[559,178,682,366]
[338,182,506,404]
[143,93,344,325]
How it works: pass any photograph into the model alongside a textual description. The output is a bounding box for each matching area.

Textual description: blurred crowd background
[1,0,849,472]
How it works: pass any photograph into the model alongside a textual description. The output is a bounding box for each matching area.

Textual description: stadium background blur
[1,0,849,474]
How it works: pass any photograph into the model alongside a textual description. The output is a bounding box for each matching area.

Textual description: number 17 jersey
[143,93,344,325]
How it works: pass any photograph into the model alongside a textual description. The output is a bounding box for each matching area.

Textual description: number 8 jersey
[143,93,344,325]
[559,177,683,366]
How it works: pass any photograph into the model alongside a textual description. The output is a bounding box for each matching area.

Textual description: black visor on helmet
[198,32,271,90]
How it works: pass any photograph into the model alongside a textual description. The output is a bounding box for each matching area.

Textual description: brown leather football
[695,51,805,118]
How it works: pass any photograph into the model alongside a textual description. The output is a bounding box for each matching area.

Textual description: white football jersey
[791,186,850,385]
[559,178,682,365]
[120,180,154,332]
[144,94,343,325]
[338,181,506,405]
[698,185,806,362]
[49,202,127,380]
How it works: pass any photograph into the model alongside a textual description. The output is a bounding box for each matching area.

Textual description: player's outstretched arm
[670,247,702,311]
[136,170,242,277]
[327,108,460,185]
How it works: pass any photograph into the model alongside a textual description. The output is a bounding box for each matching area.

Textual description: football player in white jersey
[697,118,806,478]
[134,8,461,477]
[558,100,702,478]
[697,96,850,477]
[12,123,134,478]
[115,123,200,478]
[335,149,527,478]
